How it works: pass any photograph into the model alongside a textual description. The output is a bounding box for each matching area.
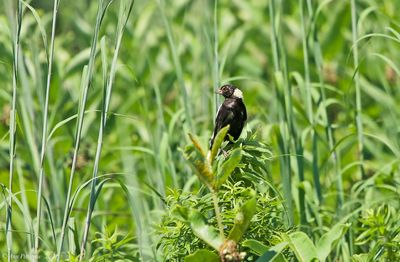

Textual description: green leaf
[256,242,288,262]
[215,148,242,188]
[209,125,230,164]
[228,189,257,242]
[21,0,48,58]
[351,253,369,262]
[171,205,189,221]
[316,223,349,261]
[285,232,318,262]
[189,133,206,157]
[242,239,269,256]
[184,136,213,187]
[188,209,224,250]
[184,249,219,262]
[192,159,213,187]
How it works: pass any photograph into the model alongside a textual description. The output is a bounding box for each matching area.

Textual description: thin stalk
[269,0,294,226]
[349,0,362,256]
[213,0,219,118]
[300,0,322,203]
[351,0,365,179]
[79,1,134,259]
[296,0,312,227]
[212,191,224,239]
[299,0,313,124]
[311,1,343,208]
[57,0,112,259]
[157,0,193,131]
[269,0,280,71]
[34,0,60,258]
[6,0,22,260]
[17,160,33,250]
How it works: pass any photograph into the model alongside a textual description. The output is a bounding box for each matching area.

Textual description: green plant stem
[311,1,343,208]
[79,1,134,260]
[34,0,60,258]
[211,190,224,240]
[351,0,365,179]
[6,1,22,260]
[300,0,322,204]
[299,0,313,124]
[269,0,295,226]
[269,0,279,71]
[213,0,219,119]
[57,0,110,259]
[157,0,192,131]
[348,1,362,256]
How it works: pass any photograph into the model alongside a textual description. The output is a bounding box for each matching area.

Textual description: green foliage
[181,207,224,250]
[184,249,219,262]
[354,204,400,261]
[89,227,140,261]
[1,0,400,261]
[156,183,288,261]
[227,189,256,242]
[217,148,242,187]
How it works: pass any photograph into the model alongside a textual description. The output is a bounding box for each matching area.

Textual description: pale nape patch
[233,88,243,99]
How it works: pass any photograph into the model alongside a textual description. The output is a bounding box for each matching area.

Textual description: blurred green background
[0,0,400,260]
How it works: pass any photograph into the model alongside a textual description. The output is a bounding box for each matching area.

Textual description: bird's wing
[242,101,247,121]
[213,103,234,137]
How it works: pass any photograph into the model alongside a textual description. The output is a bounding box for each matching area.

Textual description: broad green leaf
[209,125,230,164]
[285,232,318,262]
[228,189,256,242]
[256,242,288,262]
[242,239,269,256]
[188,209,224,250]
[316,223,349,261]
[184,249,219,262]
[215,147,242,188]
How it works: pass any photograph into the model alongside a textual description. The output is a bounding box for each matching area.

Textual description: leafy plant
[156,127,288,261]
[89,226,140,262]
[354,204,400,261]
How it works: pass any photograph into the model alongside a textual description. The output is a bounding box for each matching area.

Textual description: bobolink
[209,84,247,149]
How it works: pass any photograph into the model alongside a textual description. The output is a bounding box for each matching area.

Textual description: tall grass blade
[156,0,193,131]
[351,0,365,179]
[311,0,343,208]
[57,0,115,258]
[34,0,61,257]
[79,0,134,259]
[269,0,294,225]
[300,0,322,203]
[213,0,219,119]
[5,0,22,260]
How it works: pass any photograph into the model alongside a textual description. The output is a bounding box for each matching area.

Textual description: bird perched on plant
[209,84,247,149]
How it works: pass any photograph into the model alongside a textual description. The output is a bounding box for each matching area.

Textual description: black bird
[209,84,247,149]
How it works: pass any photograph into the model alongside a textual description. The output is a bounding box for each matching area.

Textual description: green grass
[1,0,400,261]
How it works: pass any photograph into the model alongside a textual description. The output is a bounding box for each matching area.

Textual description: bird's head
[216,84,243,99]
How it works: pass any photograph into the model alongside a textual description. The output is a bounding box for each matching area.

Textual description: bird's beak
[215,89,222,95]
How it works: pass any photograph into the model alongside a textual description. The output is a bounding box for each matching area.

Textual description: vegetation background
[0,0,399,261]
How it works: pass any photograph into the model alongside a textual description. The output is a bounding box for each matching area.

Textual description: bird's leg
[222,149,229,158]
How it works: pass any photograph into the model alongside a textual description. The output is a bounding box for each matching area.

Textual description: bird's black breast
[211,98,247,147]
